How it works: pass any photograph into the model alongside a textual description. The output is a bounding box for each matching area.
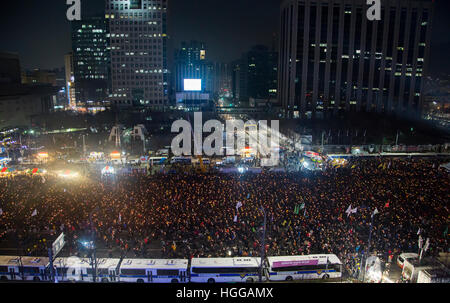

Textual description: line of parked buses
[0,254,343,283]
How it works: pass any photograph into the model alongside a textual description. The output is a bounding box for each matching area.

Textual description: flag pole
[259,206,267,283]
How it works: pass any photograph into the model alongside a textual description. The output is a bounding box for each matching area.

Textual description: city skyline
[0,0,448,75]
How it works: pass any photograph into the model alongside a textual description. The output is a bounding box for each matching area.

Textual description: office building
[22,69,57,86]
[64,53,76,108]
[173,41,213,110]
[0,85,57,128]
[231,60,242,101]
[213,62,232,96]
[0,54,57,128]
[71,17,110,106]
[106,0,169,110]
[278,0,434,119]
[174,41,212,92]
[236,45,278,103]
[0,52,21,85]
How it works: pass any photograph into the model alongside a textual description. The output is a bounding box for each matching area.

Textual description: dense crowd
[0,157,448,276]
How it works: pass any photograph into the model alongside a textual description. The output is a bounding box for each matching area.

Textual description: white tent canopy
[440,163,450,172]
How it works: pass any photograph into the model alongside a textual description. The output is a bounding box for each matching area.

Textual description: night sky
[0,0,449,74]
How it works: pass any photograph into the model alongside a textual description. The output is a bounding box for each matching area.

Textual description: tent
[0,167,10,173]
[102,166,115,175]
[440,163,450,172]
[28,168,43,174]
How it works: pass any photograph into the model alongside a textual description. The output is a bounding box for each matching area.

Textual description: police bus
[265,254,342,281]
[53,257,120,282]
[0,256,50,281]
[190,257,264,283]
[118,259,189,283]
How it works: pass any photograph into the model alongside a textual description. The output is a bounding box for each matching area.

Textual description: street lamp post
[89,212,98,283]
[361,213,375,282]
[259,206,267,283]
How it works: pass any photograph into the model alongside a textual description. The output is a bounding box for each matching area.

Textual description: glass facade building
[278,0,434,119]
[71,17,110,106]
[106,0,169,109]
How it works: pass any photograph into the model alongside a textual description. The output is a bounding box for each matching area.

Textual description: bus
[0,256,50,281]
[148,157,167,166]
[192,158,211,165]
[170,157,192,165]
[402,258,438,283]
[417,268,450,283]
[118,259,189,283]
[190,257,264,283]
[53,257,120,282]
[265,254,342,281]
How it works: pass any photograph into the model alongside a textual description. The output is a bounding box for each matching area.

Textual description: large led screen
[184,79,202,91]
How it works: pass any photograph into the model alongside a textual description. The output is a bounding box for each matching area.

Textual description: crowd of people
[0,156,448,277]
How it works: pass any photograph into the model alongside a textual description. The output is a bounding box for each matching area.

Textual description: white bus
[266,254,342,281]
[118,259,189,283]
[170,157,192,165]
[190,257,264,283]
[0,256,50,281]
[53,257,120,282]
[148,157,167,166]
[402,258,437,283]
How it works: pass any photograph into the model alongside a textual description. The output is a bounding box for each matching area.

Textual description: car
[397,253,419,269]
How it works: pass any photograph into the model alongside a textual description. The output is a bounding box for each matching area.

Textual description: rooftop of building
[0,83,59,98]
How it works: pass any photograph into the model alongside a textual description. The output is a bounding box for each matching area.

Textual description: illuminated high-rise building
[64,52,76,108]
[71,17,110,106]
[174,41,210,92]
[173,41,213,111]
[278,0,434,119]
[106,0,169,110]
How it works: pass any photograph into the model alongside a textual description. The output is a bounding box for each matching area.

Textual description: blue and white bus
[118,259,189,283]
[265,254,342,281]
[170,157,192,165]
[0,256,50,281]
[53,257,121,282]
[190,257,264,283]
[148,157,168,165]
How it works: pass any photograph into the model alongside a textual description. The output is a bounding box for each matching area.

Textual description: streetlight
[361,208,378,282]
[88,210,98,283]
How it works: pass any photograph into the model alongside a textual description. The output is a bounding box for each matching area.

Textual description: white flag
[418,235,423,249]
[345,205,353,217]
[417,228,421,235]
[372,208,379,218]
[31,209,37,217]
[233,215,238,223]
[424,238,430,252]
[236,201,242,210]
[0,208,3,216]
[346,205,357,217]
[119,213,122,223]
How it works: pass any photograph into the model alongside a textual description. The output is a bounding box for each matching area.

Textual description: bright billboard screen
[184,79,202,91]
